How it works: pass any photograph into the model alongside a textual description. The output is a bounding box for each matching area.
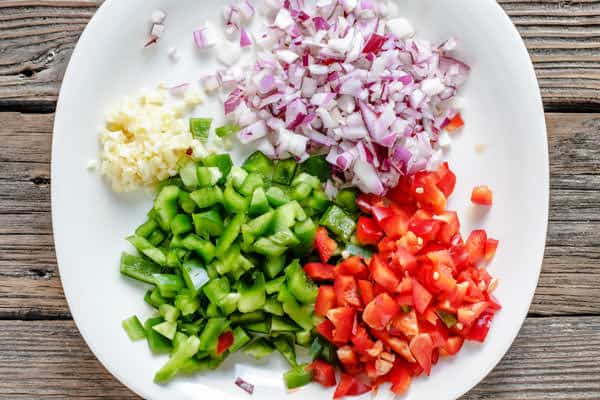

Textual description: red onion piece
[235,377,254,395]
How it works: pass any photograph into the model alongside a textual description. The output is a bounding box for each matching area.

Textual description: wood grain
[0,316,597,399]
[0,112,599,318]
[0,1,599,110]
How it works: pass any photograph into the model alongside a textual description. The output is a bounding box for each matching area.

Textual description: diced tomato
[389,309,419,337]
[457,301,489,326]
[337,256,369,279]
[465,230,487,265]
[316,319,335,343]
[485,238,499,261]
[216,331,234,356]
[379,211,410,239]
[304,262,335,281]
[362,293,399,330]
[465,311,494,342]
[412,279,432,314]
[315,227,338,263]
[434,211,460,244]
[370,255,400,292]
[356,216,384,245]
[388,361,412,395]
[357,279,375,305]
[333,374,371,399]
[434,162,457,197]
[327,307,356,343]
[445,113,464,132]
[334,275,362,308]
[337,345,359,367]
[315,285,336,317]
[440,336,464,356]
[409,333,433,376]
[471,185,493,206]
[309,360,337,387]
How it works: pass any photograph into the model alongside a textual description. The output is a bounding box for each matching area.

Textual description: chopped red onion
[235,377,254,395]
[193,25,218,48]
[217,0,469,193]
[240,28,253,47]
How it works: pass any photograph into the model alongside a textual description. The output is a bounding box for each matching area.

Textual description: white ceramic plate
[52,1,548,399]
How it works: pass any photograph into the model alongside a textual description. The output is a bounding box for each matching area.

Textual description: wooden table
[1,1,599,398]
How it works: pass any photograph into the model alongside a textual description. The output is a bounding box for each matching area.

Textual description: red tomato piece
[465,311,494,342]
[388,361,412,395]
[334,275,362,308]
[434,162,457,197]
[216,331,234,356]
[409,333,433,376]
[356,216,384,245]
[316,319,335,343]
[315,227,338,263]
[485,238,499,261]
[370,255,400,292]
[309,360,337,387]
[412,279,433,314]
[389,309,419,338]
[445,113,464,132]
[471,185,493,206]
[327,307,356,343]
[304,262,335,281]
[379,211,410,239]
[336,256,369,279]
[362,293,400,330]
[333,374,371,399]
[465,230,487,265]
[357,279,375,305]
[315,285,336,317]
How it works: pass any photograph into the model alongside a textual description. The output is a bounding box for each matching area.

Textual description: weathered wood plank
[0,317,597,399]
[0,1,599,110]
[1,112,600,318]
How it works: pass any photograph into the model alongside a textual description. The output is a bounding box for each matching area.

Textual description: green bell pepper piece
[320,204,356,241]
[249,187,271,216]
[154,335,201,383]
[266,186,290,207]
[344,243,373,259]
[122,316,146,341]
[298,154,331,182]
[228,166,248,190]
[244,319,271,334]
[197,166,222,188]
[230,326,251,352]
[295,330,313,347]
[190,118,212,141]
[149,288,167,307]
[147,230,166,247]
[230,310,265,325]
[198,318,230,354]
[252,238,286,257]
[171,214,193,236]
[265,275,286,294]
[120,253,162,284]
[273,158,297,185]
[242,151,275,179]
[172,331,188,353]
[264,296,284,316]
[436,310,458,328]
[239,172,264,197]
[190,186,223,209]
[271,316,301,332]
[159,303,180,322]
[180,257,209,295]
[193,209,224,238]
[238,272,266,313]
[284,364,312,389]
[303,189,330,215]
[269,229,300,247]
[153,273,184,298]
[127,235,167,266]
[224,184,249,214]
[154,185,180,231]
[244,210,274,237]
[202,277,230,305]
[277,286,314,331]
[291,172,321,189]
[135,218,159,239]
[179,358,212,375]
[178,191,197,214]
[215,214,245,255]
[179,158,199,189]
[335,188,359,213]
[206,302,222,317]
[219,292,240,315]
[145,317,172,354]
[243,338,274,359]
[203,154,232,184]
[152,320,177,340]
[215,123,239,138]
[175,290,200,316]
[290,182,312,201]
[182,234,215,263]
[272,335,297,366]
[286,260,318,304]
[293,218,316,256]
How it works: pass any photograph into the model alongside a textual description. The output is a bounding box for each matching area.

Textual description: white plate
[52,1,548,399]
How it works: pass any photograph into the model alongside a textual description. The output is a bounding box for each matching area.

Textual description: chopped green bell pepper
[127,235,167,266]
[335,188,359,213]
[120,253,162,284]
[286,260,318,304]
[265,275,286,294]
[215,123,240,138]
[152,320,177,340]
[277,286,314,331]
[284,364,312,389]
[175,290,200,316]
[224,184,249,214]
[171,214,193,236]
[239,172,264,197]
[293,218,316,256]
[190,118,212,141]
[145,317,172,354]
[202,277,230,305]
[249,187,270,216]
[178,191,197,214]
[198,318,230,354]
[193,209,224,238]
[181,234,215,263]
[159,303,180,322]
[230,326,251,352]
[179,158,199,189]
[242,151,275,179]
[190,187,223,209]
[266,186,290,207]
[272,335,297,366]
[264,296,284,316]
[154,185,180,231]
[238,272,266,313]
[215,213,245,255]
[154,335,201,383]
[271,316,301,332]
[180,257,209,295]
[243,338,274,359]
[196,166,223,187]
[135,218,159,239]
[320,204,356,241]
[203,154,232,184]
[122,315,146,341]
[153,273,184,298]
[298,154,331,182]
